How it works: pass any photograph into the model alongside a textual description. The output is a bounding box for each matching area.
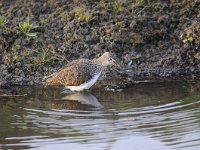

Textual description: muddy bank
[0,0,200,87]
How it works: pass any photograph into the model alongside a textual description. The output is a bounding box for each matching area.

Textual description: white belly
[65,72,101,91]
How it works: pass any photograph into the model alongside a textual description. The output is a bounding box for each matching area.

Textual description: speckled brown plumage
[44,52,115,89]
[45,59,102,86]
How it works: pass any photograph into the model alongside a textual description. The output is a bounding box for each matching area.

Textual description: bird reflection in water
[48,92,102,110]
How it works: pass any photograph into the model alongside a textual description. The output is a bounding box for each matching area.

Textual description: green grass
[33,48,53,65]
[0,16,7,27]
[19,14,37,37]
[113,1,123,13]
[33,47,67,66]
[73,6,93,22]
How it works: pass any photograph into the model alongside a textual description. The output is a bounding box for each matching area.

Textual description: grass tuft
[19,13,37,37]
[113,1,123,13]
[73,6,93,23]
[0,16,7,27]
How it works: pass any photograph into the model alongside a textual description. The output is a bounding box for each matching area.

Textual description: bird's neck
[91,58,107,74]
[93,57,107,67]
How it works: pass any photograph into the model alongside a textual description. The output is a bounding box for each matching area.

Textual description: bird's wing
[45,60,93,86]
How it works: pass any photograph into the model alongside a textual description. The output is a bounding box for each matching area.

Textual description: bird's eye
[109,58,112,61]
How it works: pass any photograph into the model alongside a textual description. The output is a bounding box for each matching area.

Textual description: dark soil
[0,0,200,87]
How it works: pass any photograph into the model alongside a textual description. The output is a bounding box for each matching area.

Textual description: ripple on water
[17,100,200,149]
[0,81,200,150]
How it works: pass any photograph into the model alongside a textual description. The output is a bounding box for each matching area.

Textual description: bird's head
[98,52,116,66]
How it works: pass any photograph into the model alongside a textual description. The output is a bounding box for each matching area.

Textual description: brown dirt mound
[0,0,200,86]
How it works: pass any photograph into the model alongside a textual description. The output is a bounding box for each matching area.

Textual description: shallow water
[0,80,200,150]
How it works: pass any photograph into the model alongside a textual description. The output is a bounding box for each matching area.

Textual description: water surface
[0,80,200,150]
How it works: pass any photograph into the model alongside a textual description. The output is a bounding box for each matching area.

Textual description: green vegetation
[179,94,200,103]
[33,47,67,66]
[0,16,7,27]
[12,53,21,63]
[12,50,33,63]
[132,0,145,8]
[101,1,124,13]
[2,46,67,67]
[19,14,37,37]
[101,0,108,11]
[60,12,69,22]
[73,6,93,22]
[113,1,123,13]
[34,48,54,65]
[85,11,93,22]
[180,21,200,46]
[180,34,194,44]
[131,0,163,15]
[2,49,34,64]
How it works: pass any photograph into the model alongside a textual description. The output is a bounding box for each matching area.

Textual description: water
[0,80,200,150]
